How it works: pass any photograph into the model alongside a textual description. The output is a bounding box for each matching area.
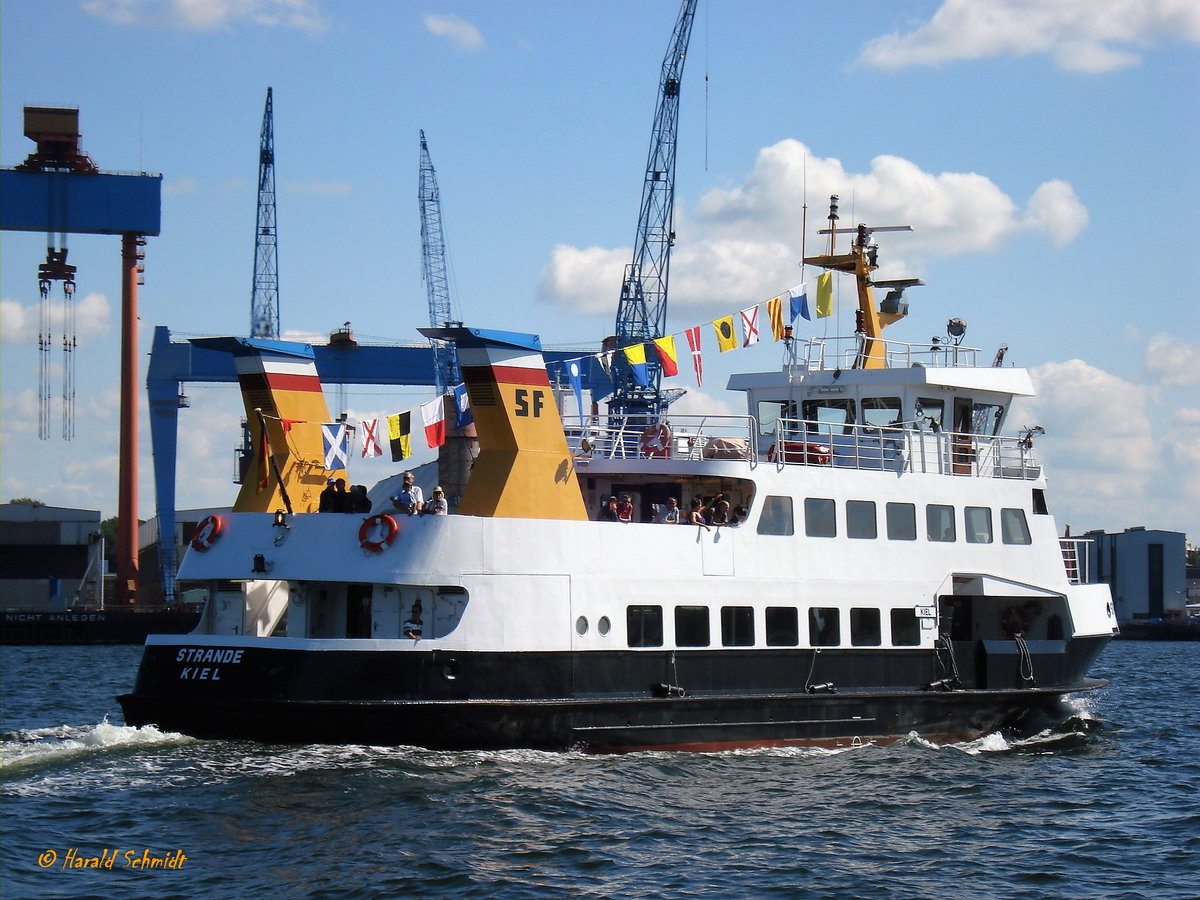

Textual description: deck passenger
[318,478,339,512]
[403,603,423,640]
[599,496,618,521]
[689,499,710,531]
[390,471,424,516]
[350,484,372,513]
[425,487,448,516]
[657,497,680,524]
[616,493,634,523]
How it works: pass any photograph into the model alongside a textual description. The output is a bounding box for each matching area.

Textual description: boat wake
[0,717,190,773]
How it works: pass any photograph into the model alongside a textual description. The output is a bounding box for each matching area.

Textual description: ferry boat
[119,227,1116,751]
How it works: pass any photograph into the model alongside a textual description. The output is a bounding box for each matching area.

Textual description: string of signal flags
[290,273,836,471]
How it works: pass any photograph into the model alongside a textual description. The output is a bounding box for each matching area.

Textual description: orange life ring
[358,514,399,553]
[191,514,223,552]
[1000,605,1033,636]
[639,423,672,458]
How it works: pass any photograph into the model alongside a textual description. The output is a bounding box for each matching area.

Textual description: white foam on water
[1,717,190,770]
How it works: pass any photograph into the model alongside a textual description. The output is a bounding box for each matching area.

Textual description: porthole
[598,616,611,636]
[576,616,589,635]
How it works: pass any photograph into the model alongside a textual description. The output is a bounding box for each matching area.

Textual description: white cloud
[537,140,1086,316]
[422,13,484,51]
[858,0,1200,73]
[0,293,111,345]
[1014,358,1199,536]
[163,176,197,196]
[1144,333,1200,387]
[82,0,329,33]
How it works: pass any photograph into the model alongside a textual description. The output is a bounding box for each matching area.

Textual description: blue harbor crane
[609,0,698,417]
[250,87,279,339]
[419,130,461,393]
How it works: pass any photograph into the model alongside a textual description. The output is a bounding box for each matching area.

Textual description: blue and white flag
[322,423,350,469]
[568,360,584,419]
[453,383,473,428]
[789,282,811,322]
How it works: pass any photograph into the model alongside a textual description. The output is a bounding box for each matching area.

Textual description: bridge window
[1001,508,1032,545]
[801,398,856,436]
[862,397,902,427]
[965,506,993,543]
[916,397,944,431]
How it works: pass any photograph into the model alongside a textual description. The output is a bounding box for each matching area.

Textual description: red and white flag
[421,397,446,449]
[740,304,760,347]
[360,418,382,458]
[684,326,703,387]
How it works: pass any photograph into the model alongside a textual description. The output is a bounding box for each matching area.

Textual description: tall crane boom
[418,130,460,393]
[610,0,698,416]
[250,87,279,340]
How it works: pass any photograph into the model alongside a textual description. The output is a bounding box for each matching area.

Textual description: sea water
[2,641,1198,899]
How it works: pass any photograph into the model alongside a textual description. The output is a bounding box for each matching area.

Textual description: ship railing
[564,414,758,463]
[769,417,1042,480]
[1059,539,1091,585]
[791,336,982,372]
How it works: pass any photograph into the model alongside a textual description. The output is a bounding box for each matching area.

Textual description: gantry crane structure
[250,87,279,339]
[608,0,697,417]
[418,130,461,393]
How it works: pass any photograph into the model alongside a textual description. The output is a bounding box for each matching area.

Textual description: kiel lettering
[175,647,244,681]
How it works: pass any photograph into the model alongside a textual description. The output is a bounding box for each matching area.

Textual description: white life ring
[358,514,399,553]
[191,515,223,552]
[639,423,672,458]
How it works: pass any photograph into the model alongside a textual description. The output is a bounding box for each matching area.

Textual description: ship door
[951,398,974,475]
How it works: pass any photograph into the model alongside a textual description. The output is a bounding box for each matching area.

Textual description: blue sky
[2,0,1198,545]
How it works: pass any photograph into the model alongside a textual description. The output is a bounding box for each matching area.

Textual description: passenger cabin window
[627,606,663,647]
[890,609,921,646]
[1001,508,1032,545]
[809,607,840,646]
[674,606,710,647]
[965,506,993,543]
[847,500,878,539]
[757,496,795,536]
[926,504,956,542]
[850,608,882,646]
[805,498,837,537]
[886,502,917,541]
[801,398,856,436]
[765,607,799,646]
[721,606,755,647]
[862,397,903,428]
[916,398,945,431]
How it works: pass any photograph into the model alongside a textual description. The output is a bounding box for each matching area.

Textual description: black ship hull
[118,636,1109,751]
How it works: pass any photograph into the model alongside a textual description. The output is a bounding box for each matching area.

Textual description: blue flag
[453,383,473,428]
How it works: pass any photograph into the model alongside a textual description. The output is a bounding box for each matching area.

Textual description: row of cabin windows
[756,496,1032,545]
[626,605,923,649]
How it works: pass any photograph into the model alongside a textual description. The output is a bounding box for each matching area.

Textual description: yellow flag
[766,296,785,341]
[816,272,833,318]
[712,315,737,352]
